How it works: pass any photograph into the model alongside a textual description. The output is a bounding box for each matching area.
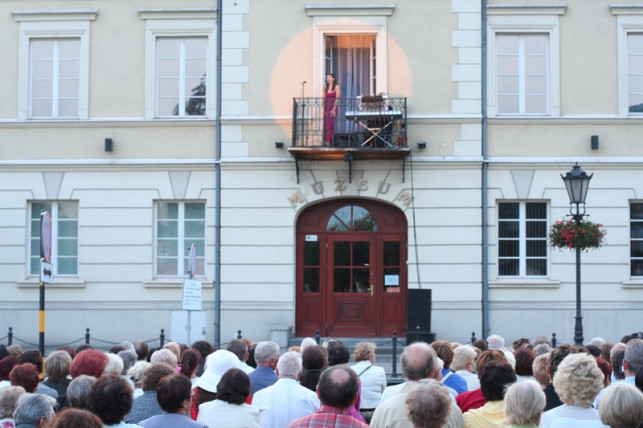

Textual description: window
[30,38,81,118]
[29,201,78,276]
[139,9,217,119]
[630,203,643,276]
[156,202,205,277]
[497,202,548,277]
[613,5,643,115]
[325,34,377,97]
[496,33,549,115]
[13,10,96,120]
[487,5,564,117]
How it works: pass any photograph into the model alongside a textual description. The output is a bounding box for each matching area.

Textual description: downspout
[481,0,490,339]
[214,0,222,349]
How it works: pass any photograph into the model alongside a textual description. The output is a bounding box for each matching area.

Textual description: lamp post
[561,163,593,346]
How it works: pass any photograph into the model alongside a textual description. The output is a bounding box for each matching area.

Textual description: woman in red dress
[323,73,340,146]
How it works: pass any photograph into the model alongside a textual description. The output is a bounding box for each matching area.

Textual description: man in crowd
[227,339,254,374]
[252,351,319,427]
[248,341,280,395]
[287,365,369,428]
[370,342,464,428]
[594,338,643,408]
[13,393,57,428]
[139,373,207,428]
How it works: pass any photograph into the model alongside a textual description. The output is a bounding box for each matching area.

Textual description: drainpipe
[481,0,490,339]
[214,0,222,349]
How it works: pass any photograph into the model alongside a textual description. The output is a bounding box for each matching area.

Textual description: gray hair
[67,375,97,409]
[504,380,546,425]
[487,335,505,350]
[254,342,280,364]
[625,338,643,373]
[277,351,302,378]
[103,353,124,376]
[300,337,317,353]
[13,393,56,425]
[118,350,138,374]
[150,348,178,367]
[451,345,477,371]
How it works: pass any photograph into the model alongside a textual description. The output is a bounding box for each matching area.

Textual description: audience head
[548,344,582,378]
[13,393,56,427]
[533,335,551,346]
[44,350,72,382]
[533,343,553,356]
[431,340,454,369]
[9,363,40,393]
[17,350,43,374]
[247,343,258,368]
[162,342,181,362]
[512,338,531,350]
[472,339,488,352]
[401,342,438,381]
[67,375,97,409]
[87,375,133,425]
[598,382,643,428]
[142,362,175,392]
[514,347,536,377]
[624,338,643,376]
[487,334,505,350]
[612,349,626,381]
[475,349,507,380]
[109,344,125,355]
[595,357,612,388]
[317,365,359,409]
[150,348,178,367]
[0,344,8,361]
[451,345,477,372]
[179,348,201,378]
[227,339,249,362]
[300,337,317,353]
[127,360,151,389]
[0,386,26,419]
[504,380,545,426]
[195,349,238,393]
[70,349,108,378]
[117,350,137,375]
[600,342,614,363]
[405,379,451,428]
[277,351,302,378]
[0,356,17,381]
[553,352,603,408]
[532,353,551,388]
[191,340,215,362]
[216,368,250,404]
[353,342,377,363]
[134,340,149,361]
[156,373,193,414]
[7,344,23,356]
[103,352,124,376]
[300,345,327,392]
[48,408,103,428]
[479,361,516,401]
[327,341,350,366]
[253,341,280,367]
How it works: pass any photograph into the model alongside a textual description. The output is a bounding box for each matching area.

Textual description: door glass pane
[304,241,320,265]
[383,242,399,265]
[353,268,370,293]
[334,242,350,266]
[353,242,369,266]
[304,268,319,293]
[334,268,350,292]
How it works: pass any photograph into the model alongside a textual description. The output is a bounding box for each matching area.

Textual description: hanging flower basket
[549,219,606,251]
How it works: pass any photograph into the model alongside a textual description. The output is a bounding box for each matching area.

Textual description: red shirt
[456,387,486,413]
[287,404,369,428]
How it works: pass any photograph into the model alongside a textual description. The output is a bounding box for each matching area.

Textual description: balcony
[289,96,410,182]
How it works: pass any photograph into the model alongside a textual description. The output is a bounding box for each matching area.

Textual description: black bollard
[85,328,90,345]
[160,329,165,347]
[8,327,12,346]
[392,331,397,376]
[470,332,476,343]
[551,333,557,347]
[315,330,320,344]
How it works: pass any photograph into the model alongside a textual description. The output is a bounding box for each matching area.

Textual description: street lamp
[561,163,593,346]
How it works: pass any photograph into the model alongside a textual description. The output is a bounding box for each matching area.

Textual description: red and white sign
[41,211,52,263]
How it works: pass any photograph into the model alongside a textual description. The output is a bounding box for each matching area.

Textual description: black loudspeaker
[406,331,436,344]
[105,138,113,152]
[407,289,431,331]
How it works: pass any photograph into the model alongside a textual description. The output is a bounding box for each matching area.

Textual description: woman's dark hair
[0,345,8,361]
[191,341,215,361]
[325,73,337,92]
[612,350,626,381]
[157,373,192,413]
[247,344,257,368]
[479,362,516,401]
[48,408,103,428]
[327,342,350,366]
[17,350,43,373]
[216,368,250,405]
[87,375,133,425]
[0,356,17,381]
[514,348,536,377]
[473,339,488,352]
[179,349,201,378]
[300,345,327,392]
[196,387,217,408]
[9,363,40,393]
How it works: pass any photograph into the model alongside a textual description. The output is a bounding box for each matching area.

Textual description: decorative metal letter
[288,191,305,208]
[378,181,391,194]
[335,178,347,192]
[311,182,324,195]
[397,191,414,207]
[357,179,368,191]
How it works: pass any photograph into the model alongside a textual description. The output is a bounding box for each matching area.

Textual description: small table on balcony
[345,110,403,148]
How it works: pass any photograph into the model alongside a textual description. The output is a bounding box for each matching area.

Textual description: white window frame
[13,10,97,120]
[612,6,643,116]
[29,201,79,277]
[306,5,393,98]
[497,201,549,278]
[154,201,206,278]
[139,9,217,119]
[487,5,564,117]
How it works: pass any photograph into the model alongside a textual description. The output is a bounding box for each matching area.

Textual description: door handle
[369,285,374,296]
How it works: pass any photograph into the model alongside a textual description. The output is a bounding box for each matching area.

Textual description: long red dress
[323,89,337,145]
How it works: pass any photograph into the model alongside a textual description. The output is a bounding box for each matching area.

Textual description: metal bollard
[470,332,477,343]
[315,330,320,344]
[237,330,243,339]
[551,333,557,347]
[392,331,397,376]
[160,329,165,347]
[8,327,12,346]
[85,328,90,345]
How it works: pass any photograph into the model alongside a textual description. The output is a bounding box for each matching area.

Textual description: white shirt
[380,381,405,403]
[539,404,607,428]
[349,361,387,409]
[251,377,320,428]
[454,370,479,391]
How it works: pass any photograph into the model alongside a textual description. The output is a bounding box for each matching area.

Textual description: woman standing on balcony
[323,73,340,146]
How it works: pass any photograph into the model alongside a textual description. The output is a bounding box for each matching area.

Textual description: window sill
[143,278,214,289]
[17,278,86,288]
[621,280,643,289]
[490,279,560,288]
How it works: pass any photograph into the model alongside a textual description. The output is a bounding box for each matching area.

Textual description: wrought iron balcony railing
[292,96,407,149]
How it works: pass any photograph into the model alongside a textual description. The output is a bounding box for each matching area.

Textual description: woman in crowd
[349,342,387,421]
[598,382,643,428]
[452,345,480,391]
[179,348,202,385]
[0,386,26,427]
[299,345,327,392]
[503,380,545,428]
[463,362,516,428]
[87,375,140,427]
[42,350,73,410]
[191,349,239,419]
[196,368,259,428]
[48,408,103,428]
[513,348,536,383]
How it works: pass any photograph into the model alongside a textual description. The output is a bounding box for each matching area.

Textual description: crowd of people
[0,331,642,427]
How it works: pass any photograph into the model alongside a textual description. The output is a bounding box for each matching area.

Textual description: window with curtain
[30,201,78,276]
[325,34,376,98]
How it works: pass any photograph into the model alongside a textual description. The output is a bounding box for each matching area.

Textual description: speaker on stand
[406,289,436,344]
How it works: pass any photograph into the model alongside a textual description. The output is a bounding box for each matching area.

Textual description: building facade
[0,0,641,350]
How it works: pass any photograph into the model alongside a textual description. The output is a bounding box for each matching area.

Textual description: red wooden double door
[296,199,407,337]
